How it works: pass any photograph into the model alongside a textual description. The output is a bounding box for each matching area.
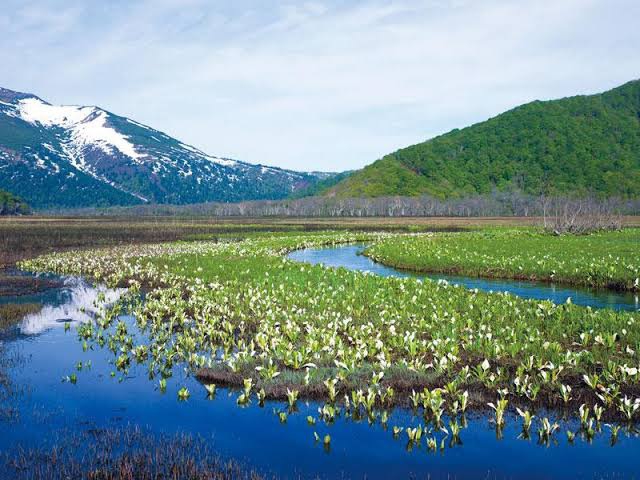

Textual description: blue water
[0,272,639,478]
[287,244,640,312]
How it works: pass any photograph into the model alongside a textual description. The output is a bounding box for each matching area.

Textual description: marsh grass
[0,272,62,297]
[0,216,468,268]
[364,228,640,291]
[19,231,640,444]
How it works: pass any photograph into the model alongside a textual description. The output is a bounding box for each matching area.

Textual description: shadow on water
[287,244,640,312]
[0,268,639,479]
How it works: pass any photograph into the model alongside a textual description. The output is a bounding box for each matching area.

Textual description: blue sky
[2,0,639,172]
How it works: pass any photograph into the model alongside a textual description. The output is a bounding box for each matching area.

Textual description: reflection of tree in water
[0,303,41,331]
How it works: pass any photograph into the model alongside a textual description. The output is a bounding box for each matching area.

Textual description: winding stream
[287,244,640,312]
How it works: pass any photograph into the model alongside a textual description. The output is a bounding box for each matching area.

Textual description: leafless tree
[48,193,639,221]
[541,196,623,234]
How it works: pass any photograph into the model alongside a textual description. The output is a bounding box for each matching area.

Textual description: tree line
[48,192,640,219]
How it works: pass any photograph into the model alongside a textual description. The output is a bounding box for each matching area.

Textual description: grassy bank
[19,232,640,434]
[6,215,640,269]
[364,229,640,291]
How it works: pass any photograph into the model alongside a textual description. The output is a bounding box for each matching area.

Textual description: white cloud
[1,0,639,171]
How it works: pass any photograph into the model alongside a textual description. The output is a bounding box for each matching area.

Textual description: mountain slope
[0,87,329,208]
[329,80,640,199]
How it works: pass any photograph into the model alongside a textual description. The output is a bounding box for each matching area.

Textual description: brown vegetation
[47,193,640,218]
[2,214,639,269]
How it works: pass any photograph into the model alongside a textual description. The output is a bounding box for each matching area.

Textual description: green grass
[364,228,640,291]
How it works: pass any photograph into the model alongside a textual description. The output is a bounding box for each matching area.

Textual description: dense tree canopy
[330,80,640,199]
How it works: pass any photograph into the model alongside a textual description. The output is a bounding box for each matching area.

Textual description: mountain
[289,171,353,199]
[0,87,331,208]
[0,189,29,215]
[328,80,640,199]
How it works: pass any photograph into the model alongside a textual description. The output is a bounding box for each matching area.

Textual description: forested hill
[0,190,30,215]
[328,80,640,199]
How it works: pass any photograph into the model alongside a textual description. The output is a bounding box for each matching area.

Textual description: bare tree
[541,196,623,234]
[47,193,639,221]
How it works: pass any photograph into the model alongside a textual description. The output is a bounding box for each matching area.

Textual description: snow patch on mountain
[17,98,142,160]
[72,110,142,160]
[18,98,93,127]
[177,141,238,168]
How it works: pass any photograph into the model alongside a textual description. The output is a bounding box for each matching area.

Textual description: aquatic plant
[205,384,216,397]
[426,437,437,452]
[488,398,508,427]
[177,387,190,401]
[324,378,339,403]
[516,408,535,434]
[559,384,572,404]
[538,417,559,442]
[255,359,280,380]
[607,424,621,445]
[257,388,266,404]
[593,404,604,423]
[449,420,461,442]
[286,389,299,409]
[406,425,423,443]
[237,378,253,405]
[618,396,640,421]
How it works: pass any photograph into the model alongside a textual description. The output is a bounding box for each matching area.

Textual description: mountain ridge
[0,87,332,208]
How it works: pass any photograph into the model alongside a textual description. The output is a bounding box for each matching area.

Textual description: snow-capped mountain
[0,87,331,208]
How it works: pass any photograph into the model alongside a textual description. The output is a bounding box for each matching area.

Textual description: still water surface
[0,256,639,478]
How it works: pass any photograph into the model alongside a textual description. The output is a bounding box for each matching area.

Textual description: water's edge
[287,244,640,312]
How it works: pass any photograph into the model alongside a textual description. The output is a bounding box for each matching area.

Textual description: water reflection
[18,278,125,335]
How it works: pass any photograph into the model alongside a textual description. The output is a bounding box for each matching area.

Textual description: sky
[1,0,639,172]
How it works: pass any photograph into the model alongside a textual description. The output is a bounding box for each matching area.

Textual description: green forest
[0,190,30,215]
[330,80,640,198]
